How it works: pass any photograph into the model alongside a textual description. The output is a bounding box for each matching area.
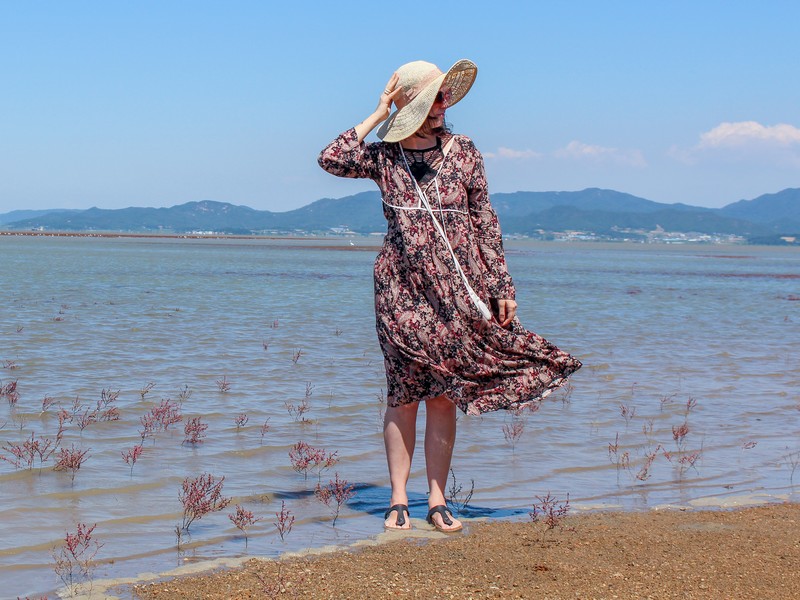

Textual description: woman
[318,59,581,533]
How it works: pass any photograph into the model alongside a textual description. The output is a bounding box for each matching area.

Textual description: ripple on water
[0,237,798,598]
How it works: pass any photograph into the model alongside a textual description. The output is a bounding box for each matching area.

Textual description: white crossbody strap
[400,140,492,321]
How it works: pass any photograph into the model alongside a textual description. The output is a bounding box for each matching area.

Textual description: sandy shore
[128,502,799,599]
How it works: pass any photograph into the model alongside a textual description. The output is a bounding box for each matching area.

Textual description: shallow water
[1,235,798,598]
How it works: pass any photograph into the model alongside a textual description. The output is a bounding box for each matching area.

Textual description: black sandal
[384,504,410,530]
[426,505,463,532]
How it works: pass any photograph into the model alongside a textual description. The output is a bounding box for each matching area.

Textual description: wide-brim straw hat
[377,59,477,143]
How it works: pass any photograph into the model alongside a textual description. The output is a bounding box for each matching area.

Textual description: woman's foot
[426,505,462,532]
[384,504,411,530]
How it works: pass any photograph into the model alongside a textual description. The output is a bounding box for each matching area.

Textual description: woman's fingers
[376,75,402,119]
[496,299,517,327]
[382,73,401,102]
[384,72,399,93]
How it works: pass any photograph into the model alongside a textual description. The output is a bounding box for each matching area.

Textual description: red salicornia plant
[41,395,58,413]
[176,384,192,406]
[96,388,121,421]
[284,396,311,423]
[152,399,183,430]
[259,418,271,445]
[288,441,313,478]
[274,500,294,541]
[288,441,338,481]
[139,382,156,400]
[56,408,72,442]
[446,468,475,516]
[234,413,249,431]
[659,393,677,411]
[54,445,90,482]
[1,433,57,470]
[183,417,208,445]
[156,400,183,441]
[619,402,636,427]
[121,444,144,475]
[1,379,19,405]
[783,449,800,483]
[608,431,636,479]
[314,472,355,526]
[529,492,571,539]
[75,407,97,432]
[636,445,663,481]
[71,390,121,433]
[672,421,690,452]
[228,504,262,545]
[51,523,103,595]
[678,451,701,473]
[216,375,231,393]
[140,399,183,442]
[179,473,230,532]
[502,419,525,451]
[139,412,158,442]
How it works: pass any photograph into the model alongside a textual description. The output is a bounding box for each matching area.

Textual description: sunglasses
[434,89,452,105]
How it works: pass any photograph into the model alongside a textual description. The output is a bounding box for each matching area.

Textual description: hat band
[396,68,443,109]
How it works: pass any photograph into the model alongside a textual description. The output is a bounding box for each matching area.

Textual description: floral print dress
[318,128,581,415]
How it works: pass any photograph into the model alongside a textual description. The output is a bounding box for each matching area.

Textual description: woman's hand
[354,73,402,143]
[494,298,517,328]
[375,73,402,120]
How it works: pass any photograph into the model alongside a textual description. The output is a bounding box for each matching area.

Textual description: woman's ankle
[390,492,409,507]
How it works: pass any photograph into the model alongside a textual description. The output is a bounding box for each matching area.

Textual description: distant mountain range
[2,187,799,243]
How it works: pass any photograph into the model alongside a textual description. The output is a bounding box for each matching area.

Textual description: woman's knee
[385,402,419,425]
[426,394,455,416]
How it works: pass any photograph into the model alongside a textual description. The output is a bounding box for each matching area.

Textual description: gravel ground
[131,502,800,600]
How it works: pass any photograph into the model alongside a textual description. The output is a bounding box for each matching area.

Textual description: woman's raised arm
[354,73,401,142]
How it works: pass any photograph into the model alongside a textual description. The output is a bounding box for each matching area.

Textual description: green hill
[3,187,798,241]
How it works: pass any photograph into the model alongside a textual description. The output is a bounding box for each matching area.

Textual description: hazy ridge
[2,187,799,243]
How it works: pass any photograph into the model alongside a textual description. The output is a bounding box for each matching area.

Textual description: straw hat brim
[377,59,477,143]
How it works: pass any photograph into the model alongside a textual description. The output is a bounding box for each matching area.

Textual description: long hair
[414,117,452,139]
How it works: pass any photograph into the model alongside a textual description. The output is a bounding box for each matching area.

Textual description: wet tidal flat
[0,235,798,598]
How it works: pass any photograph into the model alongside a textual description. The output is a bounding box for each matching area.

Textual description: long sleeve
[465,143,516,300]
[318,128,383,181]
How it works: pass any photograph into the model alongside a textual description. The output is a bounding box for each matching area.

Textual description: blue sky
[1,1,798,214]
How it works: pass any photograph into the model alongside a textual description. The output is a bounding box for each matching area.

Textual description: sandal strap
[426,505,453,526]
[384,503,408,527]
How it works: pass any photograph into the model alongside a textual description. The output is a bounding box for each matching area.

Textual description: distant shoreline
[0,229,299,240]
[2,229,797,247]
[0,229,385,251]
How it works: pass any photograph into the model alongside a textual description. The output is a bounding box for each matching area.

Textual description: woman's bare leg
[383,402,419,528]
[424,395,462,531]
